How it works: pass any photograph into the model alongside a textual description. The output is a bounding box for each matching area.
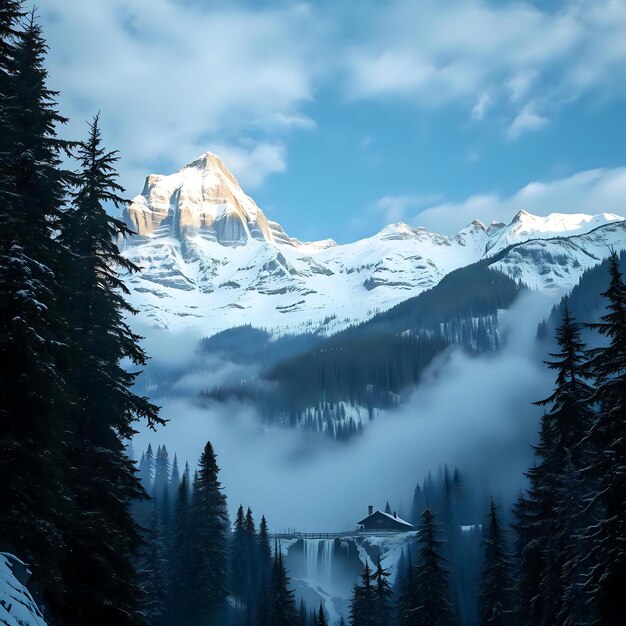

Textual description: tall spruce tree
[373,556,392,626]
[478,500,512,626]
[580,251,626,625]
[411,507,456,626]
[267,543,299,626]
[231,504,248,612]
[534,304,595,626]
[350,561,376,626]
[137,503,168,626]
[256,514,273,626]
[188,441,229,623]
[56,114,162,624]
[316,602,328,626]
[0,8,72,602]
[169,471,192,623]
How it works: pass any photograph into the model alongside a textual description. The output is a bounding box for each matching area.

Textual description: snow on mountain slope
[0,554,47,626]
[121,152,625,337]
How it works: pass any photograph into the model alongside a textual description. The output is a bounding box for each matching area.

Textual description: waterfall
[303,538,334,590]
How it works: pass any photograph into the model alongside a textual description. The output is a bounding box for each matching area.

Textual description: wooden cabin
[358,505,414,532]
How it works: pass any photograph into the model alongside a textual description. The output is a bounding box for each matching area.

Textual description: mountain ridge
[120,152,626,337]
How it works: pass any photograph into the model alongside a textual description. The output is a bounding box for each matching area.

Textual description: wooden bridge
[271,531,359,540]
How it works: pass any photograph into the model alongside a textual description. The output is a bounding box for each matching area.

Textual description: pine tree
[188,441,229,622]
[317,602,328,626]
[372,556,392,626]
[396,549,414,626]
[0,8,73,601]
[350,561,376,626]
[534,304,595,626]
[411,507,456,626]
[244,506,259,621]
[231,505,248,611]
[56,114,163,624]
[256,514,273,626]
[154,445,171,503]
[579,251,626,625]
[267,543,298,626]
[299,600,308,626]
[139,443,155,491]
[138,503,168,626]
[479,500,512,626]
[169,471,192,623]
[169,453,180,499]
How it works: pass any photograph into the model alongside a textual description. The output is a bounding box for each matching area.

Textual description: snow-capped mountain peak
[121,152,626,337]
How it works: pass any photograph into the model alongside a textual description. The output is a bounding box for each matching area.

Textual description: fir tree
[57,114,162,624]
[188,441,229,623]
[267,543,299,626]
[411,507,456,626]
[0,8,72,602]
[169,453,180,499]
[138,503,168,626]
[169,471,192,622]
[372,556,392,626]
[316,602,328,626]
[580,251,626,625]
[479,500,512,626]
[231,505,248,611]
[534,304,595,626]
[350,561,376,626]
[256,514,273,626]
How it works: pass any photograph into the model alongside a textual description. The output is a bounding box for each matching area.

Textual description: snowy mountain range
[121,152,626,337]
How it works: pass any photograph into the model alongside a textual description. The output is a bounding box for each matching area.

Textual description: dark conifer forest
[1,3,626,626]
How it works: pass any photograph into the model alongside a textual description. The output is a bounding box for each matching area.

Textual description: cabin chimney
[394,511,397,518]
[368,505,373,516]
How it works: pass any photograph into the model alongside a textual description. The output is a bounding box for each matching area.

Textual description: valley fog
[133,291,552,531]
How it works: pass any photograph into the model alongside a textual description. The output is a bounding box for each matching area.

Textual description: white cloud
[414,167,626,233]
[507,104,549,139]
[341,0,626,131]
[210,142,286,189]
[38,0,324,192]
[471,93,491,120]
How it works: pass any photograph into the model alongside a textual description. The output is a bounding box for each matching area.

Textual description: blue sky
[39,0,626,242]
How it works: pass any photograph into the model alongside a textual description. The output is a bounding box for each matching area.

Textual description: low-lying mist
[133,291,553,532]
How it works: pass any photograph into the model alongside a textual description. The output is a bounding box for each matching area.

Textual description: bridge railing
[271,531,358,540]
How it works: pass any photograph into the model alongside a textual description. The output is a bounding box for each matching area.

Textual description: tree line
[348,252,626,626]
[0,3,165,624]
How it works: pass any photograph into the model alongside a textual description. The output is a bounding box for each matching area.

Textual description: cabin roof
[358,510,414,528]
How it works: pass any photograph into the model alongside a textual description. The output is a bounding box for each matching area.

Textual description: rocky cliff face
[120,152,626,337]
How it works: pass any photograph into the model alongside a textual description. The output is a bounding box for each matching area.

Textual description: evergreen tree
[244,506,259,621]
[256,514,273,626]
[534,304,595,626]
[372,556,392,626]
[154,445,170,502]
[479,500,512,626]
[169,471,192,623]
[169,453,180,499]
[0,8,73,602]
[231,505,248,611]
[396,549,414,626]
[316,602,328,626]
[350,561,376,626]
[188,441,229,623]
[139,443,155,492]
[579,251,626,625]
[138,504,168,626]
[411,507,456,626]
[57,114,162,624]
[510,490,540,626]
[267,543,298,626]
[298,600,308,626]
